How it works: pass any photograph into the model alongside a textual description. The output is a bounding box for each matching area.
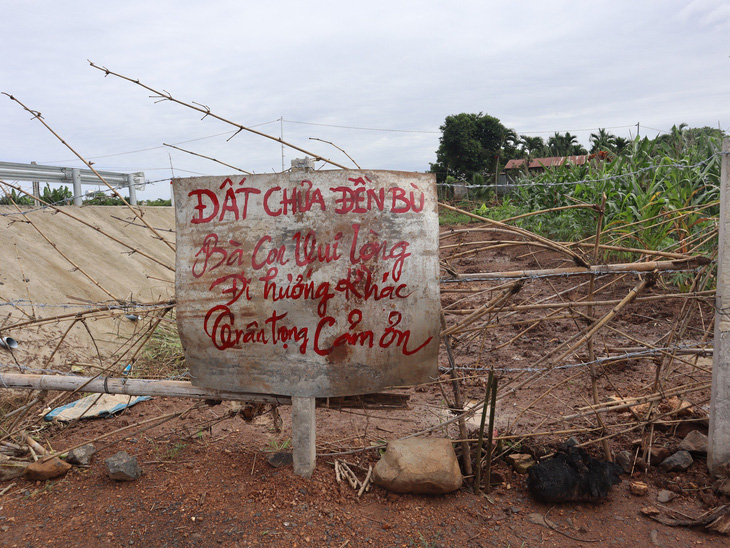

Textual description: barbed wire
[439,341,711,374]
[283,118,439,134]
[439,265,712,284]
[42,121,279,164]
[0,342,710,386]
[435,154,721,189]
[0,299,172,311]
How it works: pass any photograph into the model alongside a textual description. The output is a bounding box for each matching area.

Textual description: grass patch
[134,316,188,379]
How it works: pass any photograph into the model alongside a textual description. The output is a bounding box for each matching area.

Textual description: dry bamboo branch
[444,240,556,260]
[43,408,189,462]
[559,382,710,421]
[440,313,472,479]
[2,93,177,253]
[3,301,174,331]
[440,282,522,337]
[438,202,589,266]
[164,143,251,174]
[87,61,347,170]
[568,242,692,260]
[501,275,653,402]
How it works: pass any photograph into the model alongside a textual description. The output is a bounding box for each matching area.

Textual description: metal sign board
[173,170,440,397]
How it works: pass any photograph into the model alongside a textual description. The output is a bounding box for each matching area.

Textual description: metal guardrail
[0,161,144,205]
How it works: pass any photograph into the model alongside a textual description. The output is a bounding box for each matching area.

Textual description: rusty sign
[173,170,440,397]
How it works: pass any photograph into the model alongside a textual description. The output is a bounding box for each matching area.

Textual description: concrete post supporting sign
[292,397,316,478]
[709,138,730,474]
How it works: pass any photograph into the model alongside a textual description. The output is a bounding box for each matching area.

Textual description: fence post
[72,168,82,206]
[709,138,730,474]
[126,173,137,206]
[31,161,40,206]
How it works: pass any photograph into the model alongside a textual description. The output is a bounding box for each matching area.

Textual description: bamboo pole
[440,313,472,479]
[0,372,291,404]
[474,371,494,495]
[587,194,612,460]
[444,257,710,282]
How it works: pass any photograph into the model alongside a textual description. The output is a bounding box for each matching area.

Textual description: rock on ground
[105,451,143,481]
[372,438,462,495]
[24,457,71,481]
[678,431,708,454]
[66,444,97,466]
[659,450,693,473]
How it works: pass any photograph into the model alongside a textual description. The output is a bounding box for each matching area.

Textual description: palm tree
[589,128,617,153]
[493,127,520,184]
[519,135,547,158]
[614,137,630,155]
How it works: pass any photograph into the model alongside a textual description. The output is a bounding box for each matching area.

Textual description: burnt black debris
[527,443,623,503]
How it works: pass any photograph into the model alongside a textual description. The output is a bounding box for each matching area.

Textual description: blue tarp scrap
[44,393,151,422]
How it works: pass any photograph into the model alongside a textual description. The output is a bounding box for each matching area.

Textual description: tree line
[428,112,722,184]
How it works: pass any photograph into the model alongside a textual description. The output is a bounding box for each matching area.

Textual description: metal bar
[0,161,144,193]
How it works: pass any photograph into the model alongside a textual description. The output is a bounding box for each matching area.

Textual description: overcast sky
[2,0,729,200]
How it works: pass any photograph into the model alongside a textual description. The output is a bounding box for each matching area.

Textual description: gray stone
[66,443,96,466]
[659,450,693,472]
[678,430,708,454]
[656,489,676,503]
[615,450,634,474]
[373,438,462,495]
[105,451,142,481]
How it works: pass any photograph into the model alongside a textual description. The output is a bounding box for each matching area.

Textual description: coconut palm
[589,128,617,153]
[519,135,548,158]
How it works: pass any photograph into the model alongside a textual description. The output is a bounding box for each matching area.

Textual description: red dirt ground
[0,223,727,547]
